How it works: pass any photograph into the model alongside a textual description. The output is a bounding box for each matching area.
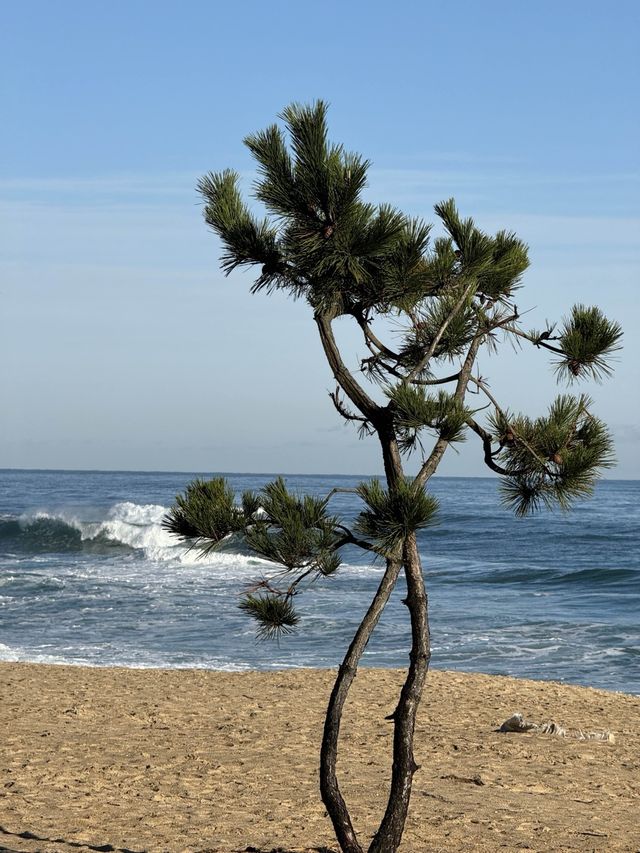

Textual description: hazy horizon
[3,467,638,483]
[3,1,638,478]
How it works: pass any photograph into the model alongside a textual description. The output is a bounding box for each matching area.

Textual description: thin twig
[502,324,564,354]
[405,281,476,382]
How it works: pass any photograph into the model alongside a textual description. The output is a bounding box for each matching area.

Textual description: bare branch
[352,307,401,361]
[372,359,461,386]
[329,387,369,425]
[502,323,564,354]
[466,418,512,476]
[334,524,379,555]
[324,486,358,500]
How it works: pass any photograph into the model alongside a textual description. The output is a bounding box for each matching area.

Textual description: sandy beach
[1,664,638,853]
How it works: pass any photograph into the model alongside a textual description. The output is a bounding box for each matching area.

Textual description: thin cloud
[0,173,202,203]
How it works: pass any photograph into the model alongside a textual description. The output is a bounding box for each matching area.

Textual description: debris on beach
[499,712,615,742]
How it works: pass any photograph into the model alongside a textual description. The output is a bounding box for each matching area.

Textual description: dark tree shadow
[236,847,336,853]
[0,826,338,853]
[0,825,145,853]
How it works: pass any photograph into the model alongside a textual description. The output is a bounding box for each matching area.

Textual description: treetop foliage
[198,101,530,316]
[167,100,622,639]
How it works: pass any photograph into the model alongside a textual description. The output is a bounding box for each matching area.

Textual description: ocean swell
[0,502,181,560]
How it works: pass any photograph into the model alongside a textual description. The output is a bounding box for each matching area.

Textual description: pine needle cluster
[161,478,248,554]
[386,385,471,452]
[238,594,300,640]
[434,200,529,297]
[489,395,615,516]
[355,479,439,554]
[243,477,342,573]
[554,305,623,382]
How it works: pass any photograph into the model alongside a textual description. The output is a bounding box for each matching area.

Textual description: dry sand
[1,663,638,853]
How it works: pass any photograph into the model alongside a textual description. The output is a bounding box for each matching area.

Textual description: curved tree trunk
[368,533,431,853]
[320,554,402,853]
[316,311,431,853]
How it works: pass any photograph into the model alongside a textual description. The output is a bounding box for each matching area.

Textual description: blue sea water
[0,469,638,693]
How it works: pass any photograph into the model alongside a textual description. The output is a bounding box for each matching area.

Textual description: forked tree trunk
[320,554,403,853]
[368,534,431,853]
[319,423,432,853]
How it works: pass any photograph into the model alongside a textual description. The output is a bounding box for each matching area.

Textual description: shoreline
[2,658,638,699]
[1,658,639,698]
[2,663,639,852]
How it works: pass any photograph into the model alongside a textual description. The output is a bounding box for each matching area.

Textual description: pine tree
[164,102,622,853]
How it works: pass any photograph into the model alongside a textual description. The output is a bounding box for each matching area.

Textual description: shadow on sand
[0,824,146,853]
[237,848,336,853]
[0,828,338,853]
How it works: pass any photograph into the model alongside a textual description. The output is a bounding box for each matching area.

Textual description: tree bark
[368,533,431,853]
[316,310,431,853]
[320,554,403,853]
[315,310,380,421]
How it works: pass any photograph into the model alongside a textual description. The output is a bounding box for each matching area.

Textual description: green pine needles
[239,594,300,640]
[555,305,623,382]
[161,478,247,553]
[165,100,622,853]
[354,479,439,554]
[167,99,622,636]
[243,478,342,571]
[164,475,358,638]
[386,386,471,452]
[489,394,615,516]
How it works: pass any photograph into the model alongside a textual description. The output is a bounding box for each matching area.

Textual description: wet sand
[1,663,638,852]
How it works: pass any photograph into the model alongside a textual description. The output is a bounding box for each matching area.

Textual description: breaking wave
[0,502,190,561]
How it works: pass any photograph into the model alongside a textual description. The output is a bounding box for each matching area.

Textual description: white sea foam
[0,640,255,671]
[24,502,226,565]
[20,502,380,576]
[89,502,177,557]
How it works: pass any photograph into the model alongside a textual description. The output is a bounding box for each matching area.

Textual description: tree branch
[465,418,512,476]
[405,280,476,382]
[469,375,556,476]
[367,358,461,386]
[502,324,564,354]
[316,311,381,421]
[334,525,379,555]
[329,387,370,424]
[413,334,482,487]
[352,308,401,361]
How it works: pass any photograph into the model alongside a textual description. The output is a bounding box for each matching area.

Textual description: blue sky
[2,0,639,476]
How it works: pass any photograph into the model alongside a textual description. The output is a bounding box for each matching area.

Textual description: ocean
[1,469,638,694]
